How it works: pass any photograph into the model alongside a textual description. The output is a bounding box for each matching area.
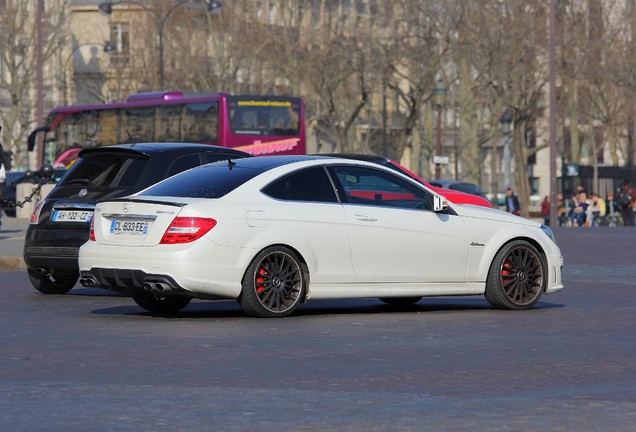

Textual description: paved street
[1,218,636,431]
[0,217,29,271]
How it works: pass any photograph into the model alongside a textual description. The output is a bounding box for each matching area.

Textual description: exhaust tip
[79,278,96,287]
[142,280,173,293]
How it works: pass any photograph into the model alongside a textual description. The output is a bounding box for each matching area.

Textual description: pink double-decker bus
[30,92,305,166]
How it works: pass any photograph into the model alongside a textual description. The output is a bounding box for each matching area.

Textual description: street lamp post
[98,0,224,88]
[500,110,513,189]
[490,134,499,207]
[549,0,558,227]
[35,0,44,170]
[433,79,447,179]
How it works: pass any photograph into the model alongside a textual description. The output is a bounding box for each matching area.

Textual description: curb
[0,217,29,272]
[0,257,26,271]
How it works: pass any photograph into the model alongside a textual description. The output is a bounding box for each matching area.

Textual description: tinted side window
[330,165,431,211]
[263,167,338,203]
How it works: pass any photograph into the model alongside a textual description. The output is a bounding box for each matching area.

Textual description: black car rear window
[138,163,263,199]
[60,154,150,188]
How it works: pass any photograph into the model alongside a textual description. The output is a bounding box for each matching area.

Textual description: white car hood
[452,203,542,227]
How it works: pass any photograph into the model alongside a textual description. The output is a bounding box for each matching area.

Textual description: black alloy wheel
[238,246,307,318]
[27,269,78,294]
[485,240,546,310]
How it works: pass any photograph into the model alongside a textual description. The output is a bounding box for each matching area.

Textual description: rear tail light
[160,217,217,244]
[29,201,46,224]
[89,217,95,242]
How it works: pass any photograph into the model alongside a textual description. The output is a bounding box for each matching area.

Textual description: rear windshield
[138,163,262,199]
[60,154,150,188]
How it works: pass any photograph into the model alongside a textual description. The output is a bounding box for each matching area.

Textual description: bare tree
[163,0,255,93]
[379,0,451,165]
[459,0,549,216]
[0,1,68,169]
[291,0,372,153]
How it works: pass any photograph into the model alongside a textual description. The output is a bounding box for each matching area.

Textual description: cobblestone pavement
[0,217,28,271]
[1,222,636,431]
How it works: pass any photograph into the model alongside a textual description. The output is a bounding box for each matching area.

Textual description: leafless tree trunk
[0,1,68,170]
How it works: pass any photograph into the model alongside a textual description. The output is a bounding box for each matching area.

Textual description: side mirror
[433,193,448,212]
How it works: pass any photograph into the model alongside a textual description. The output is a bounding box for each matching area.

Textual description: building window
[108,22,130,66]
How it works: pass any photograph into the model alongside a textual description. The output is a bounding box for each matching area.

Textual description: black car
[24,142,251,294]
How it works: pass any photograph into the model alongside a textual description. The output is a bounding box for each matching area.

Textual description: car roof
[207,155,331,170]
[77,142,251,159]
[319,153,389,163]
[428,179,475,186]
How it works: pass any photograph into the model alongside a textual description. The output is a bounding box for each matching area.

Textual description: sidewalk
[0,216,29,271]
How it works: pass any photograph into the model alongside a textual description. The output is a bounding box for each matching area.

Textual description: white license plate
[52,210,93,223]
[110,219,150,235]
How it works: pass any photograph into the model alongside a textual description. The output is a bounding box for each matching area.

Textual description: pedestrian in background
[588,192,605,227]
[0,125,5,227]
[618,180,636,227]
[541,195,550,226]
[505,188,520,215]
[606,192,618,227]
[570,191,588,227]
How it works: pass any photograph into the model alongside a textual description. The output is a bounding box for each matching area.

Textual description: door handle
[355,213,377,222]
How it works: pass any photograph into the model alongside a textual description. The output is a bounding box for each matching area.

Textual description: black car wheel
[238,246,307,318]
[27,269,78,294]
[485,240,546,310]
[132,293,192,313]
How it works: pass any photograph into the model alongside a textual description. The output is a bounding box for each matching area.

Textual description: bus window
[95,109,119,145]
[228,98,300,136]
[122,107,155,143]
[156,105,181,142]
[37,92,304,166]
[182,102,218,142]
[233,109,257,130]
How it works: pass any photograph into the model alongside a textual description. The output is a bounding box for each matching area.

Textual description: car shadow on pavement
[89,298,565,319]
[0,229,24,238]
[66,288,130,297]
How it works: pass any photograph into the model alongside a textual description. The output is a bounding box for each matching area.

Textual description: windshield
[227,96,300,137]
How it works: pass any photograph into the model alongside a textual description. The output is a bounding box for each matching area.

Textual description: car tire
[132,293,192,313]
[485,240,546,310]
[27,268,78,294]
[238,246,307,318]
[379,297,422,306]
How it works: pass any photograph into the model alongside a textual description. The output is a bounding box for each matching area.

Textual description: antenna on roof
[120,115,136,147]
[227,159,236,170]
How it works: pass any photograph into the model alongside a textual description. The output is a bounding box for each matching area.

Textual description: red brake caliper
[501,261,512,279]
[256,267,267,293]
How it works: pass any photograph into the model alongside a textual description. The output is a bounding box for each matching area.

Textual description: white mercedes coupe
[78,156,564,318]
